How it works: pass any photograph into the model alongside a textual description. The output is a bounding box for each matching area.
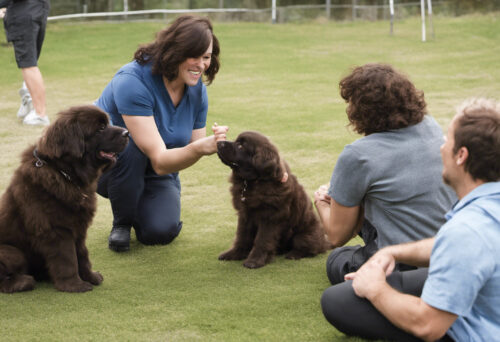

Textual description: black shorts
[4,0,50,68]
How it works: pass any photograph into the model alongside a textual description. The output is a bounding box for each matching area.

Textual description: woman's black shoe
[108,226,131,252]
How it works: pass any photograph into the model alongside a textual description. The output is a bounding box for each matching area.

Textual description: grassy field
[0,13,499,342]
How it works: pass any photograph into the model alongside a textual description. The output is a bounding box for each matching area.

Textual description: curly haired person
[314,64,456,285]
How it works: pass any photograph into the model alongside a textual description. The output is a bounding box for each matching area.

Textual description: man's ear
[456,146,469,166]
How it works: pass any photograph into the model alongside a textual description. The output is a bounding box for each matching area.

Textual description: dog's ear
[37,110,85,159]
[271,158,288,183]
[278,159,289,183]
[255,150,288,182]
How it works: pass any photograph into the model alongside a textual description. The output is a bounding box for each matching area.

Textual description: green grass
[1,13,500,341]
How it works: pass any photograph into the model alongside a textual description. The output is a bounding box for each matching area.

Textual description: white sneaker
[23,110,50,126]
[17,88,33,119]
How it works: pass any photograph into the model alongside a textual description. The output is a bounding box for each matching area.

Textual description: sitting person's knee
[326,246,359,285]
[136,221,183,245]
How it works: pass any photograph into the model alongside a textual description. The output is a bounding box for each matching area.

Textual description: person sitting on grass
[321,97,500,342]
[314,63,456,285]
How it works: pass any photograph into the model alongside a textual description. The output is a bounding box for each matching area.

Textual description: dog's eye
[237,144,243,149]
[99,124,106,131]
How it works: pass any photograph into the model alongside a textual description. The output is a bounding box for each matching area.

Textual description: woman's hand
[192,123,228,156]
[212,122,228,142]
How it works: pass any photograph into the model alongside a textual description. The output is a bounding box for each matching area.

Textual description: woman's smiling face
[177,38,213,86]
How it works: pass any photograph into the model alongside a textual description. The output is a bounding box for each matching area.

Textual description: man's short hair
[454,98,500,182]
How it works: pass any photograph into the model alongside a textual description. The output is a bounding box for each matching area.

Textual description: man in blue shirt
[321,98,500,341]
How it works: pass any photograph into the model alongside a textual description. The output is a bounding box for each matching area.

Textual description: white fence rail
[48,1,446,23]
[48,8,268,21]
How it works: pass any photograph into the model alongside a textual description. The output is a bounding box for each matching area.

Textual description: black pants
[321,268,454,341]
[97,138,183,245]
[326,220,416,285]
[321,268,429,341]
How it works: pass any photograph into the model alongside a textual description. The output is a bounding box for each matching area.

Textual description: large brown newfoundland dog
[217,131,330,269]
[0,105,128,293]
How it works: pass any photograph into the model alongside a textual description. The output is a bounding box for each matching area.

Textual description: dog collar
[33,148,89,202]
[241,180,247,202]
[33,149,46,168]
[33,148,73,183]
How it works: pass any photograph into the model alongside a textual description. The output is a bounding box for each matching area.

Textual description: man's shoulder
[442,193,500,249]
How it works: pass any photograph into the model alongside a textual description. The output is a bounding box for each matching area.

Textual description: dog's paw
[81,271,103,286]
[54,278,93,293]
[218,249,248,261]
[243,259,266,269]
[0,274,35,293]
[285,250,309,260]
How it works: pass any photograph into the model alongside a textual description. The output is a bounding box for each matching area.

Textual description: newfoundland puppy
[0,105,128,293]
[217,131,330,269]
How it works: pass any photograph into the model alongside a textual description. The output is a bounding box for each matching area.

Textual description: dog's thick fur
[217,131,330,269]
[0,105,128,293]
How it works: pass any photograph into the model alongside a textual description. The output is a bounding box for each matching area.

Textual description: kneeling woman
[96,15,228,252]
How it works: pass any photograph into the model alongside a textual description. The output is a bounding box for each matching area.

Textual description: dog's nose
[122,130,129,137]
[217,141,225,149]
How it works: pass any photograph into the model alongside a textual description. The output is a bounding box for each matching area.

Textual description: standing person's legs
[17,82,33,119]
[22,66,46,117]
[134,173,183,245]
[7,0,50,125]
[321,268,428,341]
[97,139,148,252]
[24,0,49,119]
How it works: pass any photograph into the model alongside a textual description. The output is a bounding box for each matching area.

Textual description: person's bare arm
[190,126,206,142]
[382,238,434,268]
[123,115,227,175]
[314,185,363,247]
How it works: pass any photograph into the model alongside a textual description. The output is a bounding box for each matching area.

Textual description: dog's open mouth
[99,151,117,162]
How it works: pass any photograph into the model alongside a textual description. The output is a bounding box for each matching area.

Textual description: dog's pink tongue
[100,151,115,159]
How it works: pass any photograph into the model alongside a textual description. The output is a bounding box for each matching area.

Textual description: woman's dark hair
[453,98,500,182]
[339,63,426,135]
[134,15,220,85]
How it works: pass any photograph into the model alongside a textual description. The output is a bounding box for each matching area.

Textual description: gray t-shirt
[329,115,456,248]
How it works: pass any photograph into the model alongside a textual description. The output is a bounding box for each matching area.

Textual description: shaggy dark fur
[0,105,128,293]
[217,131,331,269]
